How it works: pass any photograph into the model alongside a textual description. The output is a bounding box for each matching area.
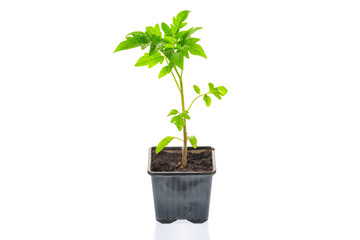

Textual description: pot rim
[147,146,216,176]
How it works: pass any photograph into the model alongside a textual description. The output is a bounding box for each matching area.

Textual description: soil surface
[150,147,214,173]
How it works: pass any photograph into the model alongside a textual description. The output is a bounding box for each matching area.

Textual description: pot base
[148,147,216,224]
[156,218,208,224]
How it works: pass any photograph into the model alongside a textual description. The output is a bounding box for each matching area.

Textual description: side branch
[187,92,210,111]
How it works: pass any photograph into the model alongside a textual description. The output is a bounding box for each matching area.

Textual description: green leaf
[159,66,170,78]
[164,44,175,49]
[177,30,191,41]
[189,27,202,35]
[188,135,197,149]
[176,10,190,25]
[156,136,175,153]
[203,94,211,107]
[179,110,190,119]
[208,82,215,92]
[163,36,175,44]
[114,34,149,52]
[180,22,187,28]
[135,52,164,68]
[167,109,179,116]
[213,91,222,100]
[172,10,191,34]
[146,25,161,37]
[188,44,207,59]
[174,117,185,131]
[161,22,173,36]
[171,115,178,123]
[172,51,184,70]
[182,48,189,59]
[193,85,200,94]
[170,114,186,131]
[217,86,228,96]
[149,41,165,56]
[185,38,200,46]
[155,24,161,37]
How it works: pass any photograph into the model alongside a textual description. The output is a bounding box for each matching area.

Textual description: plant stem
[187,92,210,112]
[164,58,181,92]
[174,137,184,142]
[175,67,188,168]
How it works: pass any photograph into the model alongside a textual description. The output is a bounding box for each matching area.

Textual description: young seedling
[114,10,227,168]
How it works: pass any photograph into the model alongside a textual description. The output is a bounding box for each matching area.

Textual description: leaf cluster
[192,83,228,107]
[114,10,207,77]
[168,109,190,131]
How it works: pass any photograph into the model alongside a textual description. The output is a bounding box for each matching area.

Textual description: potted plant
[114,10,227,223]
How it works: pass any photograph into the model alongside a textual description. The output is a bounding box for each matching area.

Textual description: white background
[1,0,360,239]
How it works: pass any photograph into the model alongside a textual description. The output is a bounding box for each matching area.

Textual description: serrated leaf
[167,109,179,116]
[193,85,200,94]
[217,86,228,96]
[188,135,197,149]
[156,136,175,153]
[203,94,211,107]
[172,10,191,34]
[135,52,164,68]
[161,22,172,36]
[189,44,207,59]
[114,35,149,52]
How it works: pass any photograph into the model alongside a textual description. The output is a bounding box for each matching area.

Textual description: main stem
[175,67,187,168]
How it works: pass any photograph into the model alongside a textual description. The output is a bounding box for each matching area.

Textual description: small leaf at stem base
[156,136,175,153]
[188,135,197,148]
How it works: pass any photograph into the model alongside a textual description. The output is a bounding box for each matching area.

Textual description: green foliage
[167,109,179,116]
[156,136,175,153]
[217,86,228,96]
[172,10,190,34]
[188,44,207,59]
[193,85,200,94]
[135,52,164,68]
[169,110,190,131]
[203,94,211,107]
[159,65,171,78]
[114,32,150,52]
[114,10,207,74]
[114,10,228,157]
[188,135,197,148]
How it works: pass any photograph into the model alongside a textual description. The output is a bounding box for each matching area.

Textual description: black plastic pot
[148,146,216,224]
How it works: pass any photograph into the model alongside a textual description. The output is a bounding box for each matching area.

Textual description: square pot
[148,146,216,223]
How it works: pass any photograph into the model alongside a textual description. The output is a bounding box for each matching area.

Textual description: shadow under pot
[148,146,216,224]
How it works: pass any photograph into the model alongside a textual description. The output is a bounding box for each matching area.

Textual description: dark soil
[150,147,214,173]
